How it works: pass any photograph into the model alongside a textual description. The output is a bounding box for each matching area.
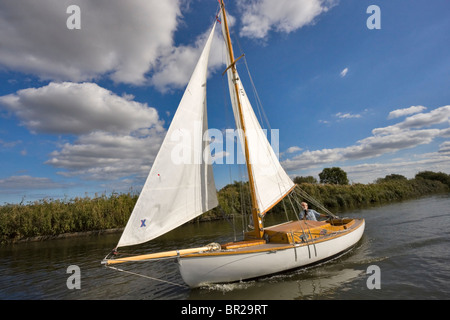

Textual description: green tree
[319,167,349,185]
[376,174,407,183]
[415,171,450,188]
[293,176,318,184]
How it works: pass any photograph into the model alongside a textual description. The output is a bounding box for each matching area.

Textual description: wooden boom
[103,245,219,265]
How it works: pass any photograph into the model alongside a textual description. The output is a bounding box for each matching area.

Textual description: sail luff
[219,0,264,239]
[116,23,218,248]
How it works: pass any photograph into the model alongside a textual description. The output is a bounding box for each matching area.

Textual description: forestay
[117,23,218,248]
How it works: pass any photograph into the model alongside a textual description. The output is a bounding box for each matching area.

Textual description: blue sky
[0,0,449,204]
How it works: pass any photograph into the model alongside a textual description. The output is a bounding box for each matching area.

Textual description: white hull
[179,219,365,288]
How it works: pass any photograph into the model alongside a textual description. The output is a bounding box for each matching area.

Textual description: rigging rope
[293,185,336,218]
[106,265,189,288]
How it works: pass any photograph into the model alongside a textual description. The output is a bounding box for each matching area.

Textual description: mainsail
[220,13,295,216]
[116,23,218,248]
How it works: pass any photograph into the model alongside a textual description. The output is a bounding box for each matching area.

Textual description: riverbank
[1,175,448,244]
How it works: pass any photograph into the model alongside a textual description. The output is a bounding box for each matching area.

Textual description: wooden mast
[219,0,263,239]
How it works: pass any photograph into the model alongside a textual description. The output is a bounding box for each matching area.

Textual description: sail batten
[116,23,218,248]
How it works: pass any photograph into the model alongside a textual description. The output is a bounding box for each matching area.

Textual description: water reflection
[190,266,364,300]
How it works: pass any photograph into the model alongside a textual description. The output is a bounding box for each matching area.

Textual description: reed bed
[1,173,448,244]
[0,193,137,243]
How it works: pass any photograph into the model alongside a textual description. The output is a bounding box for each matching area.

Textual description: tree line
[0,169,448,244]
[296,167,450,188]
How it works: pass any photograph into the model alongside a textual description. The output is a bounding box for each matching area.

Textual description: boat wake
[199,280,257,293]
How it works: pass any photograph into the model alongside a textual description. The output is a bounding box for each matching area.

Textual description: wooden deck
[188,218,364,257]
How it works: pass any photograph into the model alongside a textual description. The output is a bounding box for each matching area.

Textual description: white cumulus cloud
[282,105,450,176]
[0,175,64,191]
[0,82,163,135]
[46,131,163,180]
[0,82,166,181]
[374,105,450,135]
[0,0,180,85]
[150,27,224,92]
[388,106,427,119]
[238,0,336,39]
[286,146,303,153]
[336,112,361,119]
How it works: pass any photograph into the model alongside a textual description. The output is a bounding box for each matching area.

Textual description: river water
[1,194,449,300]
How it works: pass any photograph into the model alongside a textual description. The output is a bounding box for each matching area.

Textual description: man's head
[301,202,308,210]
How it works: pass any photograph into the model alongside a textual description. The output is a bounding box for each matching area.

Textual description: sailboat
[102,1,365,288]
